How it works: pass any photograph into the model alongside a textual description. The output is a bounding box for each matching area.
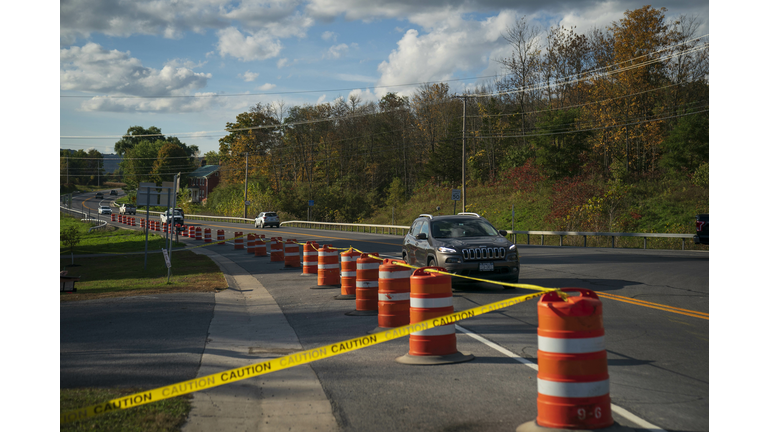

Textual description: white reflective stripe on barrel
[538,336,605,354]
[318,264,339,269]
[537,378,610,398]
[304,251,318,256]
[410,297,453,308]
[284,252,300,257]
[379,292,410,301]
[379,271,411,279]
[302,262,318,266]
[413,324,455,336]
[341,271,356,277]
[319,251,337,257]
[356,280,378,288]
[358,263,381,270]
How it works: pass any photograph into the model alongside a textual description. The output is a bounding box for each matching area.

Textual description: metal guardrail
[281,220,698,250]
[281,220,411,236]
[60,206,108,232]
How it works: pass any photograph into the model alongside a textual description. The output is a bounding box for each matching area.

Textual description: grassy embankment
[60,214,226,431]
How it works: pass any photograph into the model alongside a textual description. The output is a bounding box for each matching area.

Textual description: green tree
[60,225,82,265]
[660,112,708,172]
[531,108,592,179]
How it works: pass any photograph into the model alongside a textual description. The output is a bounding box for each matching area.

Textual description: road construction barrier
[336,249,361,300]
[518,289,614,431]
[130,217,135,226]
[284,240,301,268]
[269,237,283,261]
[315,245,340,288]
[140,218,145,228]
[234,232,244,249]
[371,259,411,332]
[204,228,212,243]
[254,236,267,257]
[345,253,380,316]
[246,234,256,253]
[195,226,202,240]
[302,242,319,275]
[396,267,474,365]
[217,230,225,245]
[110,214,115,222]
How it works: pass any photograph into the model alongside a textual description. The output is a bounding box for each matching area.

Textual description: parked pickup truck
[160,208,185,225]
[119,204,136,215]
[693,214,708,245]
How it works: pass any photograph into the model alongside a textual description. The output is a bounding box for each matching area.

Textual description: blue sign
[308,200,314,207]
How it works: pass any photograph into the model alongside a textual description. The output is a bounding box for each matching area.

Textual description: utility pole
[242,152,249,218]
[461,95,467,213]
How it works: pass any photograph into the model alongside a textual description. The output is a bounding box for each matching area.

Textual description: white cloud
[258,83,277,91]
[60,43,213,112]
[325,43,350,59]
[316,94,327,104]
[240,71,260,82]
[374,11,519,98]
[217,27,283,61]
[277,58,290,68]
[322,31,337,41]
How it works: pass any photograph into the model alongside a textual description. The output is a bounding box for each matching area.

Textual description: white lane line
[455,324,667,432]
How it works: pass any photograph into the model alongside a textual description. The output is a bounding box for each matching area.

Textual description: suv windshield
[264,212,277,217]
[431,219,498,238]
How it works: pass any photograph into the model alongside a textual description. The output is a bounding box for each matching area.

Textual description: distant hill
[103,154,121,173]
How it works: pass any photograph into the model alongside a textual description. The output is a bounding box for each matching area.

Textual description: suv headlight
[438,247,457,253]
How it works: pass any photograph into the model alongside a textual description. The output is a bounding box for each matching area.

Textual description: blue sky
[58,1,710,157]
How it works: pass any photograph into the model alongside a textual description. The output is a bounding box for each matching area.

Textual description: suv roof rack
[418,214,433,220]
[458,212,480,217]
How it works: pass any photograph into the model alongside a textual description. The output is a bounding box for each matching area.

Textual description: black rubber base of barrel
[334,294,356,300]
[515,420,634,432]
[345,310,378,316]
[395,352,474,365]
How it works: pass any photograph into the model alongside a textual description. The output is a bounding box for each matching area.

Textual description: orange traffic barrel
[283,240,301,268]
[301,242,319,276]
[254,236,267,257]
[313,245,340,288]
[345,253,380,315]
[111,214,116,222]
[517,289,617,431]
[269,237,284,262]
[335,249,361,300]
[396,267,474,365]
[234,232,244,249]
[140,218,145,228]
[117,214,121,223]
[246,233,256,253]
[204,228,212,243]
[369,259,412,333]
[195,226,202,240]
[130,217,136,226]
[217,230,225,245]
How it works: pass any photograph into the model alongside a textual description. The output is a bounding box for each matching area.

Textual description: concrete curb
[182,247,339,432]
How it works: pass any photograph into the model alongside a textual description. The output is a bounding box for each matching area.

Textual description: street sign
[451,189,461,201]
[162,248,171,269]
[245,200,251,206]
[309,200,315,207]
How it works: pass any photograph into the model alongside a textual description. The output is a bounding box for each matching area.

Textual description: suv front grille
[462,247,506,260]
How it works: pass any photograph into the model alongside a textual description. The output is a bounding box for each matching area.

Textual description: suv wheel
[427,257,435,268]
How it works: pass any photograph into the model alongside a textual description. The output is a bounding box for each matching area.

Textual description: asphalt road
[61,191,709,431]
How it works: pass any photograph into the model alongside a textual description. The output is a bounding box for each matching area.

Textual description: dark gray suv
[402,213,520,286]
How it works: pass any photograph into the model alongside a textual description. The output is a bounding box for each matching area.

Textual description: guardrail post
[559,235,563,247]
[583,235,587,247]
[612,236,615,248]
[682,239,685,250]
[540,234,544,246]
[527,234,530,245]
[643,237,647,249]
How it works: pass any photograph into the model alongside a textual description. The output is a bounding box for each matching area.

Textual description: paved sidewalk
[183,247,338,431]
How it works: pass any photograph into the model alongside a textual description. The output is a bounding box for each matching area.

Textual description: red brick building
[188,165,220,203]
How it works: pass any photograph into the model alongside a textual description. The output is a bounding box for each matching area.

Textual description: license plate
[479,262,494,271]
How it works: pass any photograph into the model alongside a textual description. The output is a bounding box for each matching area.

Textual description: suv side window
[410,220,423,236]
[418,221,430,237]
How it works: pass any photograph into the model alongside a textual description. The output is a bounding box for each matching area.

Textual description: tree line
[213,6,707,222]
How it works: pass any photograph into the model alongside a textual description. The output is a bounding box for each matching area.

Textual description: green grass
[60,213,185,254]
[60,388,191,432]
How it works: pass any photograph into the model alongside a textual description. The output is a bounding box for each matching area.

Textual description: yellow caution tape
[60,291,545,424]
